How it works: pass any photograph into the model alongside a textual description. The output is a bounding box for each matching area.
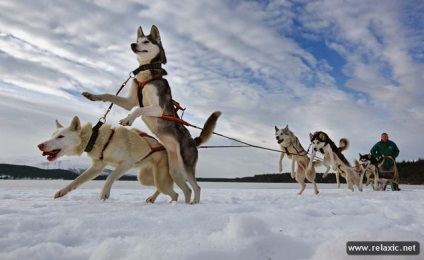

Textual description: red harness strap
[138,75,164,88]
[100,129,115,161]
[137,132,166,162]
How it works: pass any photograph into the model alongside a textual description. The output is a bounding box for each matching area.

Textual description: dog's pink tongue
[41,150,60,161]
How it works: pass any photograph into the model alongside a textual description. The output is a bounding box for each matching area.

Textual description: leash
[85,64,161,152]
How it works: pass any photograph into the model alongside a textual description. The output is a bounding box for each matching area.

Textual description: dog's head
[37,116,82,161]
[309,131,327,153]
[358,153,375,168]
[131,25,167,65]
[275,125,295,147]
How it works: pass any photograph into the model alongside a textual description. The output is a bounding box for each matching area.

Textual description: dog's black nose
[131,43,137,51]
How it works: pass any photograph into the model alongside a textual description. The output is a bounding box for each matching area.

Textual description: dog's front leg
[119,105,163,126]
[82,92,138,111]
[364,168,370,186]
[358,169,364,192]
[100,161,133,200]
[326,147,337,172]
[82,82,139,110]
[54,160,106,198]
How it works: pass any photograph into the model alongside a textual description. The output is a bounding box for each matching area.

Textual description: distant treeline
[0,159,423,184]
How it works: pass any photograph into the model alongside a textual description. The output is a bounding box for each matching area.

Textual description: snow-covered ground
[0,180,422,260]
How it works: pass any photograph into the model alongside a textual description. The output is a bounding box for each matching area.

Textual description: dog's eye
[142,40,149,44]
[57,135,64,139]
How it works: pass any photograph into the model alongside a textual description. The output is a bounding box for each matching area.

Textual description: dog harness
[98,128,165,162]
[137,77,191,127]
[99,129,115,161]
[136,132,166,163]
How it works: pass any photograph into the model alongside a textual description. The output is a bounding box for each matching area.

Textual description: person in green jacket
[370,132,400,190]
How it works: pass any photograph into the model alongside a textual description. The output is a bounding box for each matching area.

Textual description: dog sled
[369,156,400,191]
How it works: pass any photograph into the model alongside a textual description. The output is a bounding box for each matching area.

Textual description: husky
[275,125,322,195]
[307,131,364,191]
[358,153,379,190]
[37,116,179,202]
[81,25,221,204]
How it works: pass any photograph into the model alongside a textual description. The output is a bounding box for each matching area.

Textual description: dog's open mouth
[42,149,61,161]
[277,139,283,144]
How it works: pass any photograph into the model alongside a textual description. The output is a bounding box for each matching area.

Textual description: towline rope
[89,66,320,160]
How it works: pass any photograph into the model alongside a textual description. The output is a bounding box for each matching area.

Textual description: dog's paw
[54,189,67,199]
[82,92,100,101]
[145,196,156,203]
[119,115,135,126]
[100,191,110,200]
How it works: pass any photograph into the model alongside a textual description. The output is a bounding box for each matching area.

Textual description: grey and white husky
[82,25,221,204]
[307,131,364,191]
[275,125,321,195]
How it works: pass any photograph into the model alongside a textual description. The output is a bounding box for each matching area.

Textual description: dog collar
[131,63,162,76]
[85,121,104,153]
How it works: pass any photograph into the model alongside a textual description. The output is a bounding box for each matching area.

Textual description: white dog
[38,116,178,202]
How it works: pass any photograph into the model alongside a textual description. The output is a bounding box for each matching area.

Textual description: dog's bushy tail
[194,111,222,147]
[339,138,349,151]
[354,159,361,172]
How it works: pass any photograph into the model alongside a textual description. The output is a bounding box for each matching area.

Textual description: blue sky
[0,0,423,178]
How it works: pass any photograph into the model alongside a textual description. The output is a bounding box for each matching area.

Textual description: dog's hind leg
[145,190,161,203]
[374,170,379,191]
[278,152,285,173]
[100,161,133,200]
[335,169,341,188]
[295,171,306,195]
[290,158,296,178]
[307,151,317,175]
[306,168,319,195]
[148,157,179,203]
[167,149,192,204]
[54,160,106,199]
[185,167,201,204]
[323,165,331,178]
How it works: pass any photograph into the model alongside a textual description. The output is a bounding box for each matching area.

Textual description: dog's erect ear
[319,133,326,141]
[275,126,279,131]
[137,26,145,39]
[70,116,81,131]
[150,25,161,44]
[55,120,63,129]
[309,133,313,141]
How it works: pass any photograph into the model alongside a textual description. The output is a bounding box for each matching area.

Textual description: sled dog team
[275,126,380,195]
[38,25,379,204]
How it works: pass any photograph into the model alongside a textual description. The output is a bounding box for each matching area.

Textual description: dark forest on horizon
[1,159,423,184]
